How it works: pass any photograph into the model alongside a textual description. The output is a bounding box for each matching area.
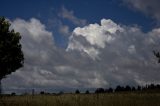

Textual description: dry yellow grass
[0,92,160,106]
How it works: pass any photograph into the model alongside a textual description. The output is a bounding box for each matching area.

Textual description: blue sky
[0,0,155,47]
[1,0,155,28]
[1,0,160,93]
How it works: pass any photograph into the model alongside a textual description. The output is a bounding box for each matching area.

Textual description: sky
[1,0,160,94]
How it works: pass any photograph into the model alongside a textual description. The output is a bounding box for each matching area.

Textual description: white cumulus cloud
[67,19,123,59]
[67,18,160,87]
[2,18,160,94]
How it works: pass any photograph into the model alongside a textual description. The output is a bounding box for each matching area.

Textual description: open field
[1,92,160,106]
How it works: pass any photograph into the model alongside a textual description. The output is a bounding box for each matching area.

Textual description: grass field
[1,92,160,106]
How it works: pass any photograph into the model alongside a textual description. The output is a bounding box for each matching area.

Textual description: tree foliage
[0,17,24,80]
[95,88,105,93]
[75,89,80,94]
[153,50,160,63]
[85,90,90,94]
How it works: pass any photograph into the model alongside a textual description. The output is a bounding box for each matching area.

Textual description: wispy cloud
[58,23,71,36]
[58,6,87,26]
[122,0,160,21]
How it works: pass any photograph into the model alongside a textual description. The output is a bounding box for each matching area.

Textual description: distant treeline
[8,84,160,96]
[94,84,160,94]
[41,84,160,95]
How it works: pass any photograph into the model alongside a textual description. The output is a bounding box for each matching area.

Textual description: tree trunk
[0,80,1,95]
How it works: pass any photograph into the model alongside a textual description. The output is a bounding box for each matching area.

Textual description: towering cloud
[67,19,123,60]
[67,18,160,86]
